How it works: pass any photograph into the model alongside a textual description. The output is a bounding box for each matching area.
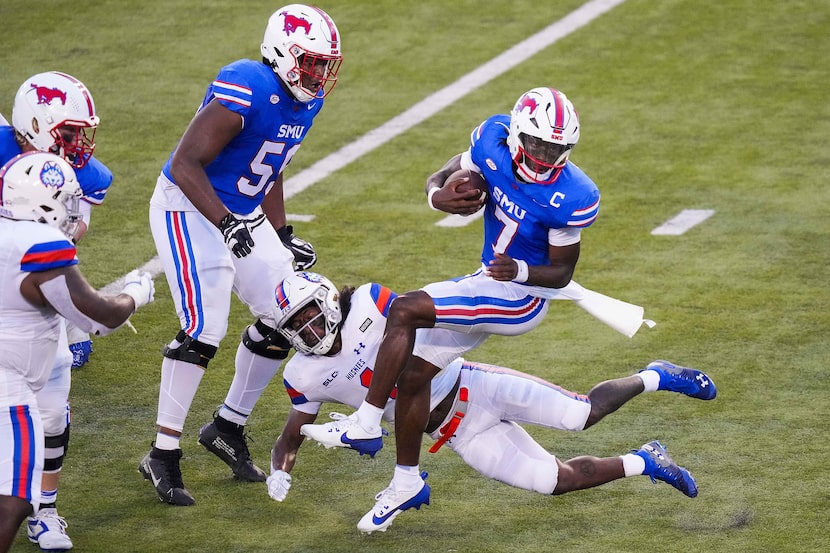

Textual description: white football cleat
[28,508,73,551]
[357,473,431,534]
[300,412,384,457]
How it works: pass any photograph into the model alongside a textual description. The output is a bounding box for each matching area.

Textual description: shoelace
[237,432,255,459]
[326,412,389,436]
[374,485,395,503]
[161,456,186,488]
[217,426,256,462]
[36,511,68,532]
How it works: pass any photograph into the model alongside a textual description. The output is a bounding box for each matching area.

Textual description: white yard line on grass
[107,0,627,292]
[651,209,716,236]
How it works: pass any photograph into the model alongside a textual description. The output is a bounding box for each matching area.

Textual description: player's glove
[219,213,265,258]
[69,340,93,368]
[277,225,317,271]
[121,270,155,311]
[267,469,292,502]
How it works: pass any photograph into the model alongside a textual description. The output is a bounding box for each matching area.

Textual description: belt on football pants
[428,383,469,453]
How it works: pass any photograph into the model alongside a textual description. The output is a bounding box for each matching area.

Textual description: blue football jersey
[162,59,324,216]
[467,115,600,267]
[0,125,112,204]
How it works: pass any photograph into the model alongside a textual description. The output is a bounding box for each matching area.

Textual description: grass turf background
[2,1,828,551]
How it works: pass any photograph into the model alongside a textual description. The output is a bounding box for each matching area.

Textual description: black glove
[277,225,317,271]
[219,213,265,258]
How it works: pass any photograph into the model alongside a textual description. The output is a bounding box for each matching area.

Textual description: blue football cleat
[643,360,717,400]
[357,472,431,533]
[635,440,698,498]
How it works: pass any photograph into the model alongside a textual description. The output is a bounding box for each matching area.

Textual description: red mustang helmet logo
[31,84,67,106]
[282,13,312,35]
[517,95,539,115]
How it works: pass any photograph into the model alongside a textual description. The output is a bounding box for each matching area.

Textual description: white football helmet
[507,87,580,184]
[261,4,342,103]
[0,151,83,237]
[12,71,99,169]
[274,271,342,355]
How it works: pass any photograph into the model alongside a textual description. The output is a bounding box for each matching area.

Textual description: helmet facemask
[514,133,572,185]
[51,123,97,169]
[275,272,342,355]
[55,192,83,238]
[274,49,341,102]
[283,304,334,355]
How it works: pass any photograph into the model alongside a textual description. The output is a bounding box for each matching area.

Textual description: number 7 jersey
[466,114,600,267]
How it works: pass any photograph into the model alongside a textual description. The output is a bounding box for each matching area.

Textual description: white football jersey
[282,283,461,421]
[0,219,77,402]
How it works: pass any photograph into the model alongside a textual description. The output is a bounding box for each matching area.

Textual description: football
[445,169,488,202]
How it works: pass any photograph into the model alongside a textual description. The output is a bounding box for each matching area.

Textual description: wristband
[427,187,441,211]
[276,225,292,241]
[513,260,529,283]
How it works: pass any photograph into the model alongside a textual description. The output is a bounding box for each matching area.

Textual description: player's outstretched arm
[271,408,317,474]
[268,408,317,502]
[21,265,154,336]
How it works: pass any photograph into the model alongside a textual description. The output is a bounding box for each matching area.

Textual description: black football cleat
[139,447,195,506]
[198,418,266,482]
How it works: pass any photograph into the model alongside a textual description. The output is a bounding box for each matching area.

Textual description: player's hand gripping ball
[445,169,489,203]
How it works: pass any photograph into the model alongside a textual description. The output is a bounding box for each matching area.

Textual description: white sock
[218,404,248,426]
[221,340,282,420]
[637,369,661,393]
[392,464,422,490]
[155,357,204,450]
[40,488,57,506]
[154,433,180,450]
[620,453,647,477]
[355,401,384,432]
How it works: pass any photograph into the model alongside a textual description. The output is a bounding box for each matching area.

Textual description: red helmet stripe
[549,88,565,135]
[52,71,95,119]
[311,6,339,52]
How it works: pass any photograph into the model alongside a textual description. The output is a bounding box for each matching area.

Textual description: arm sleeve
[39,275,121,337]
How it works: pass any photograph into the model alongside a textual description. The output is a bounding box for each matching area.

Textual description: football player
[1,71,112,551]
[299,87,633,525]
[141,4,342,505]
[267,272,715,533]
[0,152,153,553]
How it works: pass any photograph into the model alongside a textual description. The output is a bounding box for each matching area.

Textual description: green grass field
[3,0,829,551]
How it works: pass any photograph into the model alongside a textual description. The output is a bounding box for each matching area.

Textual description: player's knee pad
[241,319,291,360]
[39,401,69,437]
[43,425,71,472]
[162,330,218,368]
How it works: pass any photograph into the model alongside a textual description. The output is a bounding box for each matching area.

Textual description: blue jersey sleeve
[0,126,23,165]
[76,157,113,205]
[205,64,254,119]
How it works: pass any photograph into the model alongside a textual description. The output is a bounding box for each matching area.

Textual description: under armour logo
[354,342,365,355]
